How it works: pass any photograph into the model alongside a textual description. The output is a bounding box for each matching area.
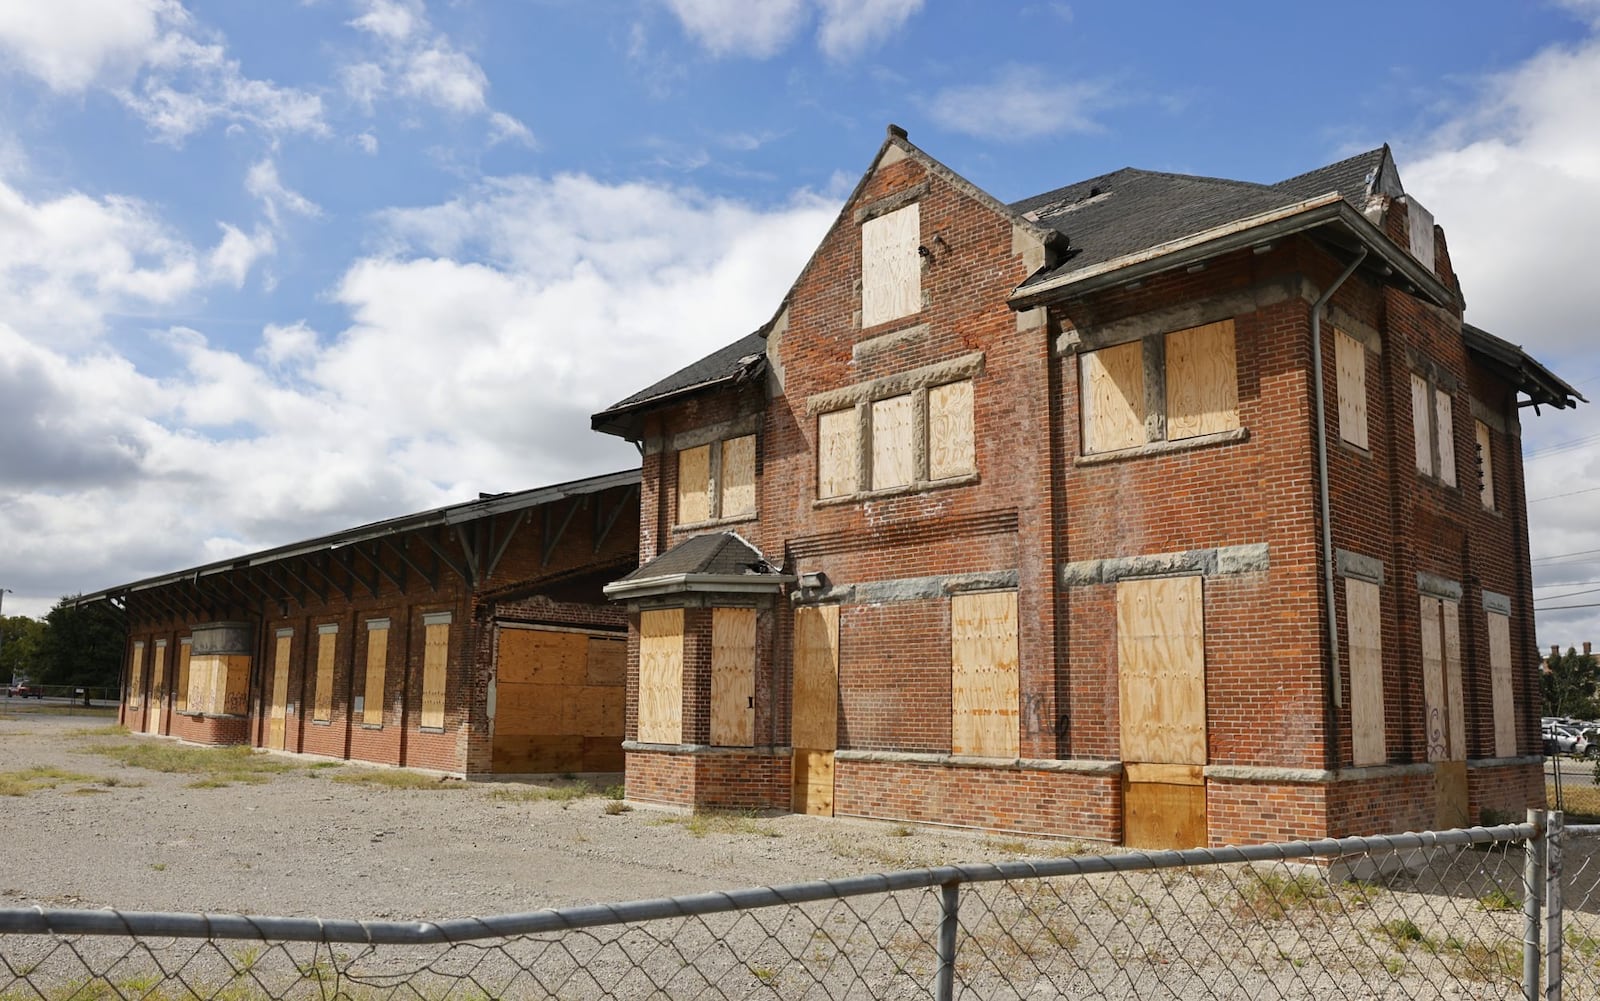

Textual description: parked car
[1543,722,1593,757]
[6,684,42,699]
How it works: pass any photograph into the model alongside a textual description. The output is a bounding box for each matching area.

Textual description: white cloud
[661,0,809,58]
[815,0,922,61]
[205,222,274,288]
[927,65,1106,140]
[259,321,321,367]
[245,159,321,226]
[0,0,172,92]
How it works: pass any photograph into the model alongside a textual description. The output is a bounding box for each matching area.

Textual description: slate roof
[612,531,781,584]
[592,330,766,433]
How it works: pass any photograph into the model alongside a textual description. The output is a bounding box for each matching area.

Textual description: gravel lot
[0,709,1087,922]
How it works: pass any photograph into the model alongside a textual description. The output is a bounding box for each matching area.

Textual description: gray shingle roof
[591,331,766,433]
[613,532,780,584]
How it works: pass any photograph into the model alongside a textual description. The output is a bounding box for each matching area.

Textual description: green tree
[1542,646,1600,720]
[33,597,126,691]
[1,615,46,684]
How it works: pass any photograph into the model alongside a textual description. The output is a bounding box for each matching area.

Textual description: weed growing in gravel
[1549,781,1600,822]
[330,769,465,790]
[603,783,626,800]
[603,800,631,815]
[83,742,297,787]
[487,781,594,803]
[66,725,128,737]
[1478,887,1517,912]
[1568,927,1600,957]
[1377,917,1431,950]
[653,810,780,838]
[1234,870,1329,921]
[0,766,102,796]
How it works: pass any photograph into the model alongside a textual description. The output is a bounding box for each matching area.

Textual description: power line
[1534,601,1600,611]
[1529,485,1600,504]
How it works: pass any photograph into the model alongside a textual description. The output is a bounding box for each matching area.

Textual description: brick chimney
[1553,645,1562,660]
[1587,642,1593,657]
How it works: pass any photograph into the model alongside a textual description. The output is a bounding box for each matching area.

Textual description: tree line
[1,597,127,692]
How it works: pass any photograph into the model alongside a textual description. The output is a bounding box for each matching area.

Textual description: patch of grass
[653,809,780,838]
[602,783,626,800]
[602,800,631,816]
[150,863,167,872]
[307,761,343,770]
[82,741,297,786]
[1479,888,1518,912]
[887,823,915,837]
[1567,927,1600,957]
[487,781,595,803]
[1446,937,1522,982]
[0,704,117,719]
[1548,780,1600,822]
[329,769,464,790]
[1378,917,1429,948]
[0,765,102,796]
[67,725,129,737]
[1234,871,1329,922]
[69,787,110,796]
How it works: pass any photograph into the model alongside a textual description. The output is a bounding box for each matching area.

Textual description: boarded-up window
[1081,341,1145,454]
[421,612,450,729]
[1487,609,1516,758]
[150,640,168,706]
[1435,391,1456,486]
[1407,197,1436,272]
[174,639,192,711]
[314,625,337,723]
[792,605,839,751]
[677,444,711,525]
[637,609,684,744]
[363,619,389,726]
[1476,420,1495,510]
[710,608,756,746]
[928,380,975,480]
[1117,576,1205,765]
[127,642,145,710]
[1411,374,1432,475]
[1335,330,1368,449]
[1165,320,1239,440]
[268,630,291,750]
[951,592,1019,758]
[871,394,915,490]
[721,434,757,518]
[861,203,919,327]
[1346,578,1385,766]
[1419,595,1464,761]
[818,409,859,498]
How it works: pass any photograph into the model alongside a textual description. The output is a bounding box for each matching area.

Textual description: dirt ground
[0,710,1090,922]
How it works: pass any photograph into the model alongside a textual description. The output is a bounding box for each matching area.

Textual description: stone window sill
[814,471,979,508]
[1075,427,1249,466]
[673,511,759,532]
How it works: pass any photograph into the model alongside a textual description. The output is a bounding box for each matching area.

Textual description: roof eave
[602,572,796,601]
[591,373,746,440]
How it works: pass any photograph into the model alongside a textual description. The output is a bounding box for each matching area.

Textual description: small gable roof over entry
[604,532,790,600]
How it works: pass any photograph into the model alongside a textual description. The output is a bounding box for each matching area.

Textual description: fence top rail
[0,824,1532,946]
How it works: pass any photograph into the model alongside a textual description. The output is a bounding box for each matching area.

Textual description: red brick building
[592,128,1581,846]
[91,471,639,776]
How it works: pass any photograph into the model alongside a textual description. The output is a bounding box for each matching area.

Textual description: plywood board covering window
[1335,330,1368,449]
[363,621,389,726]
[1476,420,1495,510]
[818,409,859,498]
[313,626,336,723]
[637,609,684,744]
[1434,391,1456,486]
[1117,576,1206,765]
[870,394,915,490]
[677,444,711,525]
[421,614,450,729]
[1419,595,1464,761]
[127,642,144,710]
[710,608,756,746]
[1081,340,1145,454]
[1487,610,1516,758]
[268,631,291,750]
[950,592,1020,758]
[861,203,919,327]
[174,640,191,712]
[1411,374,1432,475]
[928,380,975,480]
[1346,578,1386,766]
[792,605,839,751]
[150,642,167,705]
[721,435,757,518]
[1165,320,1239,440]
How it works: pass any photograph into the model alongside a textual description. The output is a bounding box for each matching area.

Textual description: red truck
[6,684,43,698]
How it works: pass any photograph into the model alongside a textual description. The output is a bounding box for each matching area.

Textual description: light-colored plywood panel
[1419,596,1447,762]
[1081,341,1145,454]
[792,749,835,816]
[314,630,336,723]
[711,608,756,747]
[363,627,388,726]
[1435,760,1469,830]
[222,655,249,715]
[817,409,859,498]
[1411,374,1432,474]
[1124,762,1203,785]
[422,621,449,729]
[1117,576,1206,765]
[928,380,975,480]
[792,605,839,751]
[127,642,144,711]
[1442,599,1464,759]
[637,609,684,745]
[499,629,588,686]
[494,682,564,731]
[175,641,192,712]
[1347,578,1386,766]
[1487,610,1516,758]
[677,444,711,525]
[1124,773,1207,850]
[1435,391,1456,486]
[861,203,919,328]
[1166,320,1239,440]
[721,435,757,518]
[1335,330,1368,449]
[146,644,167,733]
[269,635,291,750]
[951,592,1019,758]
[871,393,915,490]
[1476,421,1495,510]
[587,636,626,686]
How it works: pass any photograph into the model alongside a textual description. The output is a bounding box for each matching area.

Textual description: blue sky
[1,0,1598,651]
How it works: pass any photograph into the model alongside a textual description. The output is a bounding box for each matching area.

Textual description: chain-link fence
[3,816,1592,1000]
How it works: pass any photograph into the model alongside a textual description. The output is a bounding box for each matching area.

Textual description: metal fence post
[1547,810,1564,1001]
[1526,809,1546,1001]
[934,880,960,1001]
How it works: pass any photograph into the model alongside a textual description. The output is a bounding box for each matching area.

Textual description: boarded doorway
[145,641,167,735]
[267,629,292,751]
[792,606,839,816]
[1419,595,1468,828]
[1118,576,1207,849]
[492,625,626,774]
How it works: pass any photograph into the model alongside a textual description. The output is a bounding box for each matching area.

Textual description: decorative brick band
[833,749,1121,774]
[622,741,792,757]
[1060,542,1269,587]
[804,351,985,414]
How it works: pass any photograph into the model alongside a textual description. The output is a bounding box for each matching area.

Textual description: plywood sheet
[492,736,583,775]
[1347,578,1386,766]
[1411,374,1432,474]
[1487,610,1516,758]
[499,629,588,686]
[1117,576,1206,765]
[221,655,249,715]
[146,644,167,734]
[1435,391,1456,486]
[951,591,1019,758]
[363,626,388,726]
[871,393,915,490]
[186,653,210,714]
[494,682,565,735]
[817,409,859,498]
[586,636,626,686]
[127,642,144,711]
[314,630,336,723]
[861,203,919,328]
[1434,760,1469,830]
[721,435,757,518]
[1166,320,1238,440]
[1442,599,1464,759]
[792,749,835,817]
[928,380,975,480]
[1419,596,1447,762]
[1080,341,1144,453]
[269,634,291,750]
[792,605,839,751]
[421,621,449,729]
[1476,421,1495,510]
[711,608,756,747]
[1124,772,1207,850]
[637,609,684,744]
[1335,330,1368,449]
[677,444,711,525]
[175,641,192,712]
